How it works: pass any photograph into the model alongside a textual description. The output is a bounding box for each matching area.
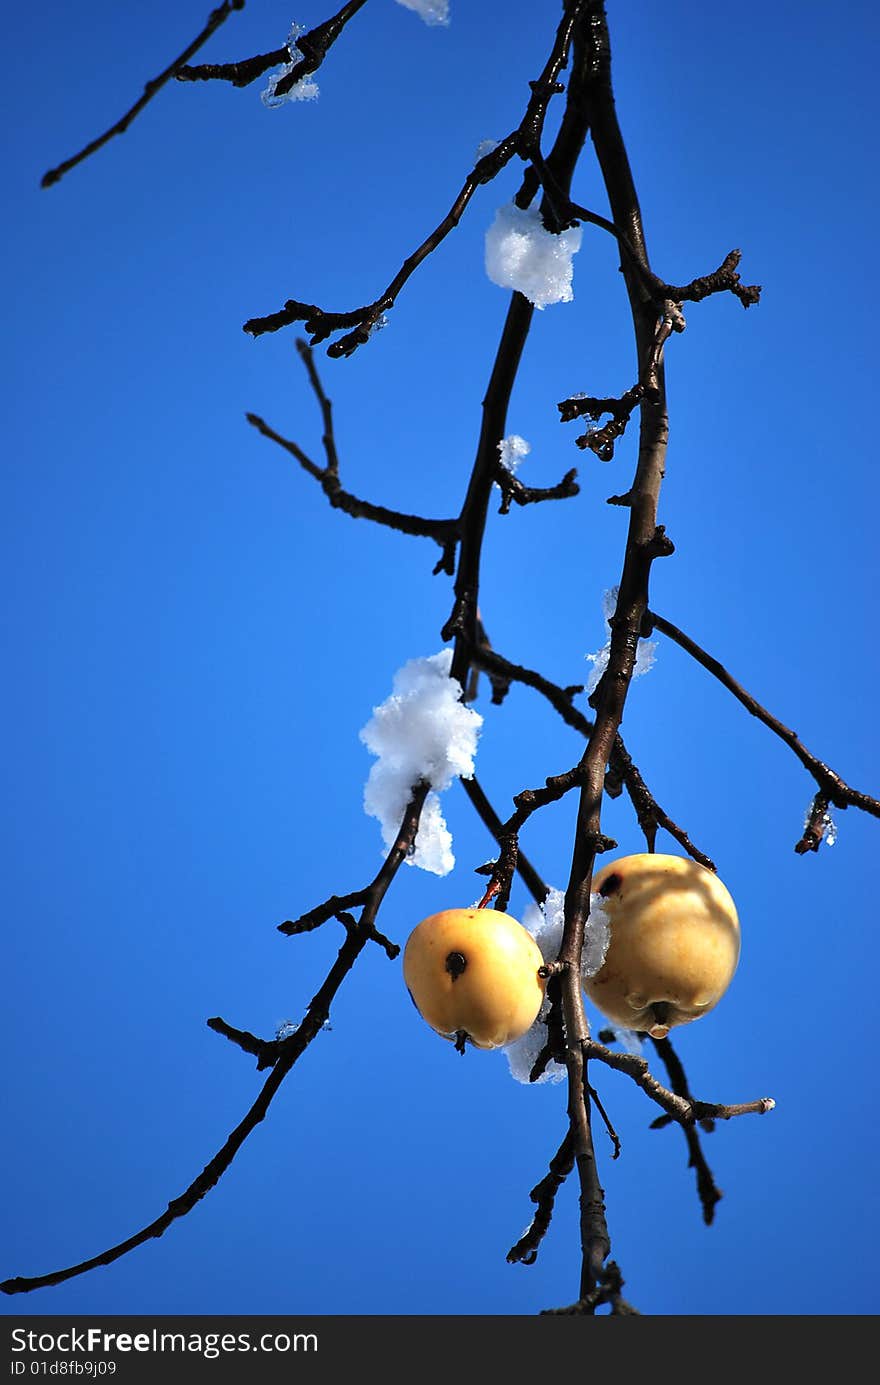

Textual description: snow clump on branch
[485,203,582,309]
[360,649,482,876]
[498,434,531,474]
[395,0,450,26]
[585,586,657,698]
[504,887,611,1084]
[261,23,320,106]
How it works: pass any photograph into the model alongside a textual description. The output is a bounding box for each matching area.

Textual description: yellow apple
[584,854,740,1038]
[403,908,547,1050]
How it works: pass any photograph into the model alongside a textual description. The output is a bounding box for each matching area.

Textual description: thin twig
[646,610,880,850]
[587,1083,621,1159]
[177,0,367,94]
[206,1017,282,1070]
[246,412,458,556]
[461,776,548,905]
[472,764,595,907]
[247,340,459,570]
[507,1131,575,1265]
[648,1035,722,1225]
[41,1,246,188]
[467,640,715,868]
[494,466,580,515]
[531,153,761,316]
[0,786,429,1296]
[583,1038,775,1128]
[278,890,365,936]
[243,1,589,352]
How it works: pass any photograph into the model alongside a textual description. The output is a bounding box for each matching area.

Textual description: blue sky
[2,0,879,1316]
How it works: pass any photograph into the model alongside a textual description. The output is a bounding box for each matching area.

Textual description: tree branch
[507,1131,575,1265]
[243,1,589,353]
[466,639,715,869]
[176,0,367,94]
[461,776,548,906]
[645,610,880,850]
[246,340,458,569]
[0,784,428,1296]
[648,1035,723,1225]
[40,1,246,188]
[494,467,580,515]
[583,1038,774,1129]
[551,0,702,1310]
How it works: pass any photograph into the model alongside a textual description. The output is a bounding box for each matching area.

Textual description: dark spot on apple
[599,872,622,897]
[454,1030,468,1055]
[445,951,467,980]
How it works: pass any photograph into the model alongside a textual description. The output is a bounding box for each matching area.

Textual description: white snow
[485,202,582,309]
[582,897,611,979]
[261,24,320,106]
[821,810,838,846]
[504,1008,564,1085]
[475,137,499,161]
[522,888,564,965]
[498,434,531,474]
[585,586,657,697]
[607,1025,643,1055]
[395,0,450,25]
[805,801,838,847]
[360,649,482,875]
[505,888,611,1084]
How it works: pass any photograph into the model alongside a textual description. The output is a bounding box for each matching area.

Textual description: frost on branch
[505,1005,565,1086]
[360,649,482,875]
[607,1025,643,1056]
[395,0,450,26]
[485,203,582,309]
[505,889,611,1085]
[498,434,531,474]
[806,801,838,847]
[585,586,658,698]
[261,24,320,107]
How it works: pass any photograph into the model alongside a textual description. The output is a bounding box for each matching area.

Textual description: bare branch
[244,1,589,352]
[246,340,459,563]
[608,736,716,870]
[246,410,457,545]
[646,610,880,849]
[206,1016,282,1070]
[547,1,752,1308]
[41,1,246,188]
[466,640,715,868]
[461,776,548,905]
[278,890,365,936]
[587,1083,621,1159]
[473,763,598,909]
[494,467,580,515]
[0,785,429,1296]
[176,47,286,88]
[648,1035,722,1225]
[507,1131,575,1265]
[247,411,457,546]
[584,1038,775,1129]
[541,1259,640,1315]
[532,152,761,312]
